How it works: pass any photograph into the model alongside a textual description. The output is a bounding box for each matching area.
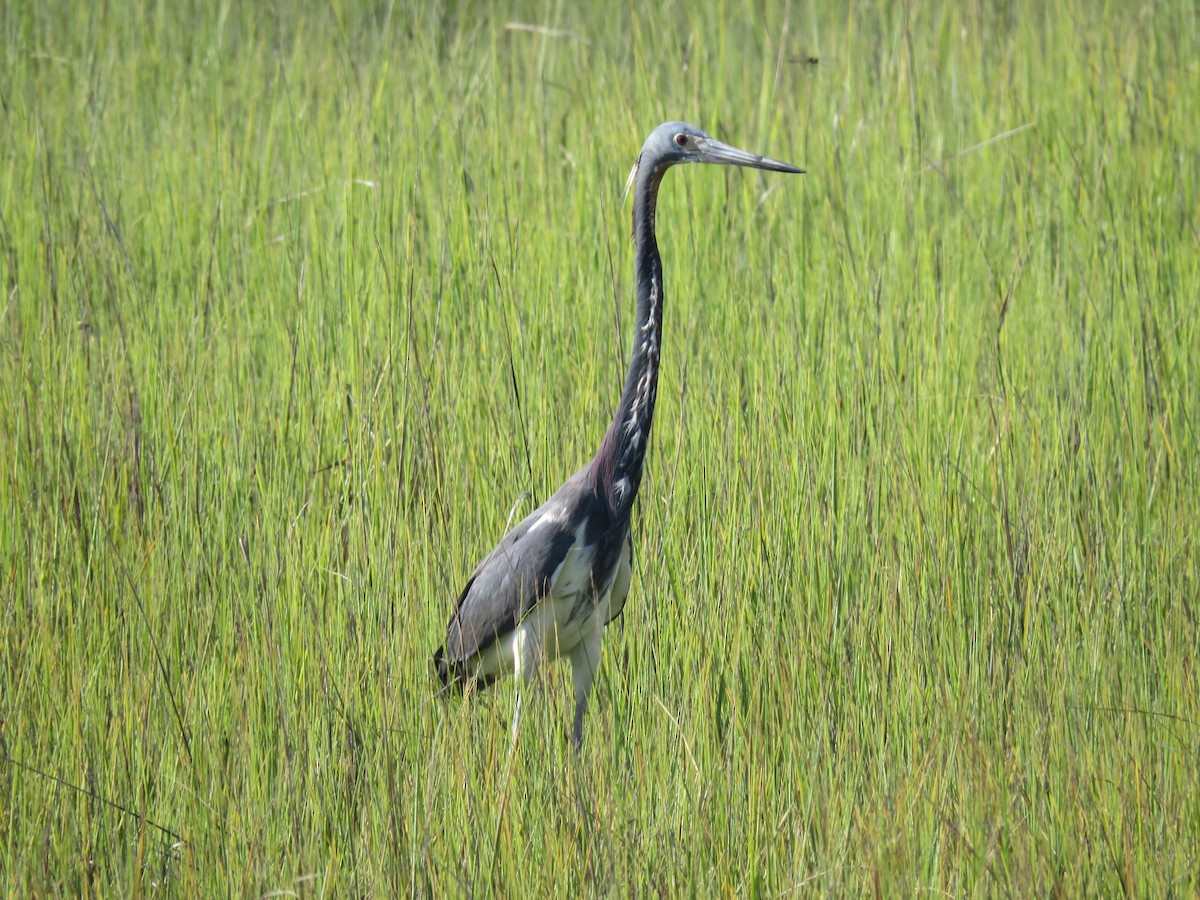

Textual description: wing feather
[434,490,580,686]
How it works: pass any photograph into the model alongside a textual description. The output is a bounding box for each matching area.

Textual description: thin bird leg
[511,690,523,744]
[510,625,542,745]
[568,630,603,751]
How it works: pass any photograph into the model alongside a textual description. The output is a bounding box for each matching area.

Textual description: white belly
[468,589,607,682]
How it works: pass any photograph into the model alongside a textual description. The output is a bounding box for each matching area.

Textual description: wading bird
[434,121,803,749]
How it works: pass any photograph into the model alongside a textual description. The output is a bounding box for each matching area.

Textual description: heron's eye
[674,133,689,147]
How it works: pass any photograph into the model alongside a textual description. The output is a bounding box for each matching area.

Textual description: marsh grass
[2,0,1197,893]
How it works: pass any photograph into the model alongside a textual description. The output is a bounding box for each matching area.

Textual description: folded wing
[434,492,581,687]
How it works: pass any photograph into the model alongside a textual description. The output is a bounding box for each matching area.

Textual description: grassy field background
[2,0,1198,894]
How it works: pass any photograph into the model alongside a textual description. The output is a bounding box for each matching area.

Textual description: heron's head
[625,121,804,195]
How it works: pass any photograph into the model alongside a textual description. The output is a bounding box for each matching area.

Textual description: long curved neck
[592,160,668,518]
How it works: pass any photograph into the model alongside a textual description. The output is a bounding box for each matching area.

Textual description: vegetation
[2,0,1197,893]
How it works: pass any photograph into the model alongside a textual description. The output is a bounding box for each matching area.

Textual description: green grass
[2,0,1198,893]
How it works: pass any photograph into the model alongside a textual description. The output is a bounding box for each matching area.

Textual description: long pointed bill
[695,137,805,174]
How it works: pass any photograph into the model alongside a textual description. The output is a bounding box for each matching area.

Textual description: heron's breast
[530,535,627,659]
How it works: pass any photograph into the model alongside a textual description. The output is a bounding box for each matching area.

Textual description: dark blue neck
[592,161,667,518]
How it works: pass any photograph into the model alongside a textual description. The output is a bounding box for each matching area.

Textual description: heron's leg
[511,624,542,744]
[567,629,603,751]
[511,691,523,744]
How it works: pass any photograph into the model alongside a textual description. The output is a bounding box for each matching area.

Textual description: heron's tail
[432,646,463,690]
[432,648,501,694]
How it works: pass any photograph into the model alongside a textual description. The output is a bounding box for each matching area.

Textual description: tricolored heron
[433,121,803,749]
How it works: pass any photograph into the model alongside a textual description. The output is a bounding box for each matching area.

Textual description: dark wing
[433,489,581,687]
